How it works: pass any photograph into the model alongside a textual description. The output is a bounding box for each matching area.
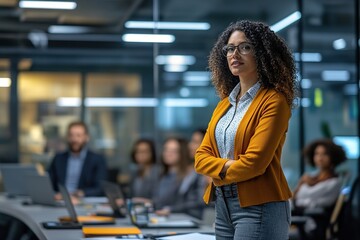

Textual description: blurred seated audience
[152,137,188,213]
[292,138,347,239]
[48,121,107,201]
[188,129,206,163]
[156,130,208,219]
[129,139,160,201]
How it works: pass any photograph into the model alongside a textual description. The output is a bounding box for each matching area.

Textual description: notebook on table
[82,226,141,237]
[0,164,39,197]
[42,184,115,229]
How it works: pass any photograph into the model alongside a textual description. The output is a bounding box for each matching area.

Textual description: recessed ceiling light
[164,65,188,72]
[125,21,210,30]
[294,53,322,62]
[48,25,91,34]
[0,78,11,87]
[155,55,196,65]
[19,1,77,10]
[122,34,175,43]
[301,79,312,89]
[162,98,208,107]
[333,38,346,50]
[183,71,210,82]
[301,98,311,108]
[270,11,301,33]
[57,97,158,107]
[322,70,350,81]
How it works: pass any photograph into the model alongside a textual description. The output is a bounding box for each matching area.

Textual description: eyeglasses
[222,42,253,57]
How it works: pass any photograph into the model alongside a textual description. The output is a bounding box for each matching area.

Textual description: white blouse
[295,177,342,208]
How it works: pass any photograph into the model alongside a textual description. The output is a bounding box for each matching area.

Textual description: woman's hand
[219,160,236,179]
[299,174,317,186]
[221,160,236,174]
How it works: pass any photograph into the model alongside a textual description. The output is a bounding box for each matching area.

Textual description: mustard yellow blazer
[195,87,292,207]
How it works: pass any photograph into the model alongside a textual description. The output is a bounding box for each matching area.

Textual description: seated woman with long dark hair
[129,139,160,201]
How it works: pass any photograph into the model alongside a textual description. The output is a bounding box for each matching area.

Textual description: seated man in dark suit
[48,121,107,199]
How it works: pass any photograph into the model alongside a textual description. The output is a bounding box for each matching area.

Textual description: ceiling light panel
[19,1,77,10]
[270,11,301,33]
[122,34,175,43]
[155,55,196,65]
[125,21,210,30]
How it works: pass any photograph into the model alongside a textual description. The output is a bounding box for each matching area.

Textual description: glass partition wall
[0,0,358,187]
[18,72,81,165]
[0,59,11,163]
[301,0,358,183]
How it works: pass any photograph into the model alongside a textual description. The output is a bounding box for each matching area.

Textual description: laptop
[0,164,39,197]
[58,184,116,225]
[126,200,199,229]
[25,174,64,207]
[43,184,115,229]
[100,181,126,218]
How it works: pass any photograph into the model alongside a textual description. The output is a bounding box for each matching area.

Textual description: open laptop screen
[101,181,126,217]
[58,184,79,223]
[0,164,38,197]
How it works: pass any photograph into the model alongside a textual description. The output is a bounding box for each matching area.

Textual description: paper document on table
[157,233,215,240]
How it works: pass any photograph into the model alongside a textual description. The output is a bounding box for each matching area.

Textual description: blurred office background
[0,0,359,188]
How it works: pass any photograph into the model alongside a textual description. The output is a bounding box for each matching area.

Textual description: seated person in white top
[292,139,346,240]
[293,139,346,209]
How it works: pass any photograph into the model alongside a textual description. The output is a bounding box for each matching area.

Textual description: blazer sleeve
[194,101,228,179]
[216,93,291,185]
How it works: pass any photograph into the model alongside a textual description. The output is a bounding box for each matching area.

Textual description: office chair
[328,176,360,240]
[291,171,351,240]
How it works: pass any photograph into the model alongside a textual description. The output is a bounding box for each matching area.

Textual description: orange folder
[58,215,115,224]
[82,226,142,237]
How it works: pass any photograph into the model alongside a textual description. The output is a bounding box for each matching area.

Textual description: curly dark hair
[303,139,347,168]
[208,20,297,106]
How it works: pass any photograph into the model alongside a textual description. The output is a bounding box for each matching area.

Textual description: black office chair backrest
[334,176,360,240]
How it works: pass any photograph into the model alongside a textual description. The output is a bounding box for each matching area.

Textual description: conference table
[0,194,214,240]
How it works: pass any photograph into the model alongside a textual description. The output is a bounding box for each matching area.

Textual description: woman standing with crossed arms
[195,20,297,239]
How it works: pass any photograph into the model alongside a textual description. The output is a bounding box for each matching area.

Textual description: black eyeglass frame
[222,42,254,57]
